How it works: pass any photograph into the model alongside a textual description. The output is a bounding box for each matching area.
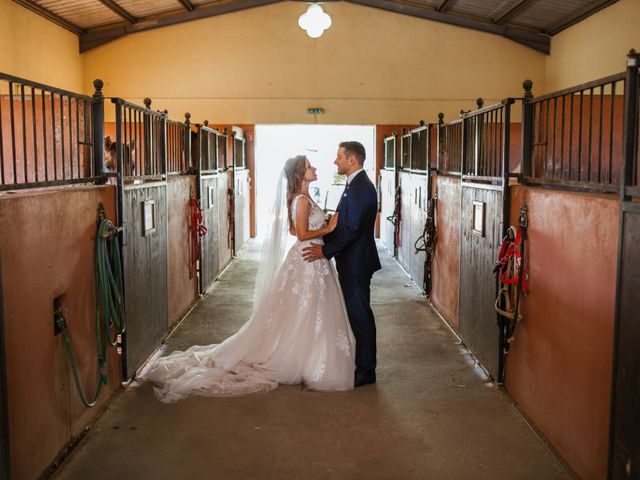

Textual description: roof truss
[11,0,620,55]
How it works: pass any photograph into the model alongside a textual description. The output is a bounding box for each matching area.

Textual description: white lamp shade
[298,4,332,38]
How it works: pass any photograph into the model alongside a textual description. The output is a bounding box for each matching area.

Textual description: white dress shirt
[346,168,364,186]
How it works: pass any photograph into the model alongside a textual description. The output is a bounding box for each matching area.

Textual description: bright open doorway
[254,125,376,237]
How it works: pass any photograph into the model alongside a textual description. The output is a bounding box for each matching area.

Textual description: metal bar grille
[0,73,94,190]
[409,125,429,172]
[198,125,223,174]
[383,135,396,170]
[462,102,511,180]
[110,98,167,180]
[400,133,411,170]
[166,119,188,174]
[438,119,463,175]
[526,73,625,190]
[218,129,228,170]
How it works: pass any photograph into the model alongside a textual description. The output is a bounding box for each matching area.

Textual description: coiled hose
[54,205,125,407]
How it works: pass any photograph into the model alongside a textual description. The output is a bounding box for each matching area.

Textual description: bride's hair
[283,155,308,233]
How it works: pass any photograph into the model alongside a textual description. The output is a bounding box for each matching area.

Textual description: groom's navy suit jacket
[322,170,381,277]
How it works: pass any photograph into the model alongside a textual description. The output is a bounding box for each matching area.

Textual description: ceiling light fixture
[298,4,332,39]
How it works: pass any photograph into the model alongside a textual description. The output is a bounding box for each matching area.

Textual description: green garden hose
[54,205,125,408]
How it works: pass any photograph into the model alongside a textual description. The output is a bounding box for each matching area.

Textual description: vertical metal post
[620,51,639,197]
[195,117,205,295]
[608,48,639,480]
[474,98,484,176]
[203,120,211,171]
[185,113,192,172]
[230,129,236,256]
[521,79,534,180]
[426,124,433,202]
[461,114,468,176]
[161,112,168,176]
[436,113,444,173]
[243,137,247,170]
[0,252,10,480]
[112,100,127,380]
[502,100,514,238]
[143,98,152,176]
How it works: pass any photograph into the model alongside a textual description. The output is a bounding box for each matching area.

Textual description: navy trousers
[338,273,376,374]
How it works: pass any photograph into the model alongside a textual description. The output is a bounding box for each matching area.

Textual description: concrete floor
[53,241,571,480]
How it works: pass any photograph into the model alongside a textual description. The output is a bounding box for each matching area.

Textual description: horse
[104,136,136,177]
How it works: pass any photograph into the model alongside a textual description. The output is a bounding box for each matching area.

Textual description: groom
[303,141,381,387]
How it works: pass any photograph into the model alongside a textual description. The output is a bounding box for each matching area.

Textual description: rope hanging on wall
[495,204,529,352]
[414,196,437,295]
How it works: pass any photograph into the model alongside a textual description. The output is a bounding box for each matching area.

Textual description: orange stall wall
[0,185,121,480]
[504,186,617,480]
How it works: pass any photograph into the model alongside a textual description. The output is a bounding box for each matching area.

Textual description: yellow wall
[3,0,639,122]
[545,0,640,92]
[0,0,83,92]
[82,1,546,124]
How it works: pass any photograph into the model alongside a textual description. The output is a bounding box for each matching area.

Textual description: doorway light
[298,4,332,39]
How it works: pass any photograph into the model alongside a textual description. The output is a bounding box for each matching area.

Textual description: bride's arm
[295,196,338,241]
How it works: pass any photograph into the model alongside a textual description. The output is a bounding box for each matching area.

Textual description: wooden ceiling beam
[346,0,550,53]
[493,0,533,25]
[12,0,85,35]
[436,0,455,12]
[80,0,282,52]
[96,0,138,24]
[177,0,195,12]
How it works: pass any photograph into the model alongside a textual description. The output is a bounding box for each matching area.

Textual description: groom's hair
[340,141,366,164]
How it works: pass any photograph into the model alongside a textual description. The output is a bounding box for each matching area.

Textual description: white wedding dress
[140,195,355,403]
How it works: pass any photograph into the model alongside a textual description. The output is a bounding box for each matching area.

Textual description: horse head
[104,136,136,176]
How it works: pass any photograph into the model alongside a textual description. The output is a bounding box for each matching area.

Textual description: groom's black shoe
[354,370,376,388]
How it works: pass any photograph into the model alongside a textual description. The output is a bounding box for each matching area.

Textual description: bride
[140,155,355,403]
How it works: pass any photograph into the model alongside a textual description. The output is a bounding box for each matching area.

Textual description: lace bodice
[291,195,326,233]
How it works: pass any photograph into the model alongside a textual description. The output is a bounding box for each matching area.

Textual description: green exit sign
[307,108,325,115]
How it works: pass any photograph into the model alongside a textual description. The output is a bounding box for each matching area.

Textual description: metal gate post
[608,49,639,480]
[436,113,444,174]
[520,80,534,180]
[113,100,127,379]
[91,79,105,182]
[497,98,514,383]
[0,253,10,480]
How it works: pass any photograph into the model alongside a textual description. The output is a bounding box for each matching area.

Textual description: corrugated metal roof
[35,0,123,29]
[10,0,620,53]
[116,0,182,19]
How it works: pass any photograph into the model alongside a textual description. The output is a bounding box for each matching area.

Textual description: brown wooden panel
[201,174,220,291]
[459,185,502,379]
[218,172,233,272]
[610,206,640,478]
[397,171,412,273]
[122,183,168,379]
[380,169,395,254]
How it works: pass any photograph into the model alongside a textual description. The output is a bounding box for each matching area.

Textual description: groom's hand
[302,244,324,262]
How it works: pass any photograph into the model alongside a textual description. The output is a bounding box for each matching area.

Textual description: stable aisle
[54,240,570,480]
